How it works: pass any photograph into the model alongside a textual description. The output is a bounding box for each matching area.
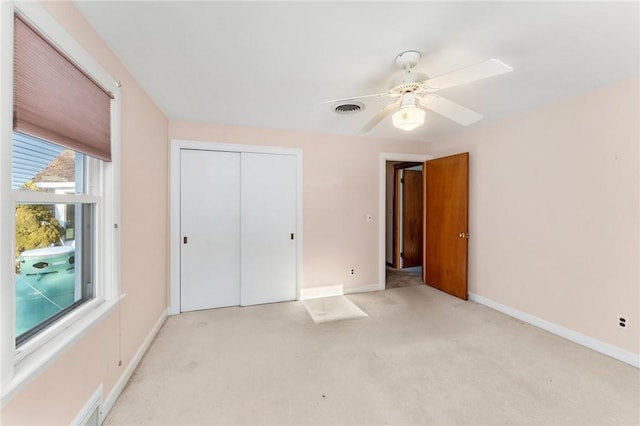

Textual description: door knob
[458,232,469,239]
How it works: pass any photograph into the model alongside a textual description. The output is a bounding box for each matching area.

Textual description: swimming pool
[15,246,76,337]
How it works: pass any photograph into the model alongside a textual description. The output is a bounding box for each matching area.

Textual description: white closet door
[180,150,240,311]
[240,153,297,306]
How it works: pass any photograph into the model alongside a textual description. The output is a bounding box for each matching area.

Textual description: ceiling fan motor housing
[389,71,429,96]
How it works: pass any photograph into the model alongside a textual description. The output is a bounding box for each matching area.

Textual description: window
[13,135,97,346]
[1,2,120,398]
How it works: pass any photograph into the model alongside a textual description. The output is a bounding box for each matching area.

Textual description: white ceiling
[74,1,639,141]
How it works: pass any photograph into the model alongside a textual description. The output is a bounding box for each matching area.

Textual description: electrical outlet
[349,268,355,276]
[618,315,627,329]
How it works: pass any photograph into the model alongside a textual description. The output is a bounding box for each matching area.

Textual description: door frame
[378,153,432,291]
[169,139,303,315]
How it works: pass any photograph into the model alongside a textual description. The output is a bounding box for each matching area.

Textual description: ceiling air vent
[334,102,364,114]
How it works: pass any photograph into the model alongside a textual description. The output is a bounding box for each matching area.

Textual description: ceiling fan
[326,51,513,132]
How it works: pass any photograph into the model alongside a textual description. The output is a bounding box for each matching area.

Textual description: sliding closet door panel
[241,153,297,306]
[180,150,241,311]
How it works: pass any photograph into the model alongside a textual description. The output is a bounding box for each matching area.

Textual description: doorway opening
[378,152,431,291]
[379,152,470,299]
[386,161,424,289]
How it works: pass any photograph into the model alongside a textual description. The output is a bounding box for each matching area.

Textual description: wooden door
[240,153,297,306]
[180,150,241,312]
[423,153,469,300]
[402,169,423,267]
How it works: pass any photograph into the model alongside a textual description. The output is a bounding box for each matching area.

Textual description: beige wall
[425,76,640,355]
[169,121,430,291]
[2,2,169,424]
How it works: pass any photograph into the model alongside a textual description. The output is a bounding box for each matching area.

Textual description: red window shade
[13,15,113,162]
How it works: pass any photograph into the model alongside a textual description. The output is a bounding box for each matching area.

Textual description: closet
[179,149,297,312]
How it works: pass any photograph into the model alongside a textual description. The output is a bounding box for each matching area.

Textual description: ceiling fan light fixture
[392,106,425,131]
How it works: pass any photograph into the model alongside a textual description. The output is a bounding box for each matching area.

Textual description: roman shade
[13,14,113,162]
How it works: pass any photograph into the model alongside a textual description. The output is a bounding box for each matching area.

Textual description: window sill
[1,294,125,405]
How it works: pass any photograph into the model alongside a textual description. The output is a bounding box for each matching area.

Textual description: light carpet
[104,286,640,425]
[302,295,368,323]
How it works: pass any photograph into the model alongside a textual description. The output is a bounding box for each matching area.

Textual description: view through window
[13,133,95,345]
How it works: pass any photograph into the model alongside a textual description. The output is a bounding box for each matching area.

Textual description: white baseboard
[344,283,383,294]
[468,292,639,368]
[299,283,384,299]
[100,308,167,423]
[300,285,343,300]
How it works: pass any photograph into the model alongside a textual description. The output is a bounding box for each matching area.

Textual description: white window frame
[0,2,121,404]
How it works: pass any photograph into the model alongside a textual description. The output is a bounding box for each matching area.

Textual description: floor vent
[79,406,99,426]
[72,385,102,426]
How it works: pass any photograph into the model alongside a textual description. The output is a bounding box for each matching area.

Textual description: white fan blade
[322,92,390,104]
[421,59,512,90]
[360,100,400,133]
[420,95,483,126]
